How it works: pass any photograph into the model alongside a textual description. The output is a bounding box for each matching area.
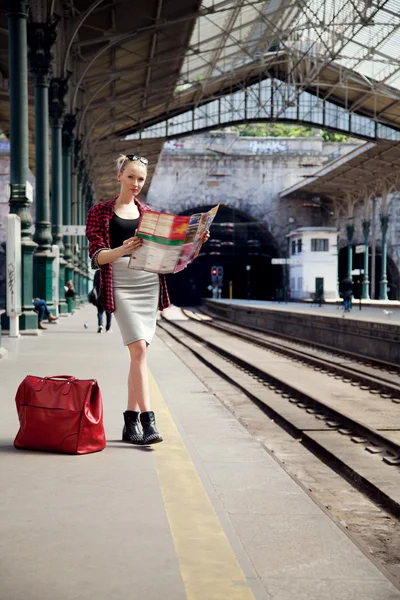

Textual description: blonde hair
[117,154,148,174]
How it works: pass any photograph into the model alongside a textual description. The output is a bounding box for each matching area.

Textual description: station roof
[0,0,400,201]
[279,140,400,202]
[0,0,203,198]
[124,0,400,138]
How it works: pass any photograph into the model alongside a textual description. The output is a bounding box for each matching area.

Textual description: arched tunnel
[166,204,281,306]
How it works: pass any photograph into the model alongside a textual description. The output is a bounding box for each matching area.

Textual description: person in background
[32,298,58,330]
[340,277,353,313]
[65,280,76,298]
[93,270,112,333]
[64,280,76,313]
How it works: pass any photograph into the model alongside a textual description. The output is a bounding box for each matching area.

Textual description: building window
[290,277,296,290]
[291,240,296,254]
[297,277,303,291]
[311,239,329,252]
[297,239,302,253]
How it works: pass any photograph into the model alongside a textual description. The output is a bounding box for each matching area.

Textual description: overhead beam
[141,0,163,111]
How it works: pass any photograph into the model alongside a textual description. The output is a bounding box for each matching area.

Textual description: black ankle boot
[140,411,163,445]
[122,411,143,445]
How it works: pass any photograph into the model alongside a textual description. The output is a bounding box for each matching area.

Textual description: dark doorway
[315,277,324,297]
[166,204,281,306]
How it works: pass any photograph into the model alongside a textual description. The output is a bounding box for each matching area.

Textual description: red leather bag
[14,375,106,454]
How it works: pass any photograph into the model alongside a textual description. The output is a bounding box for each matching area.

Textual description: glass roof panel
[178,0,280,88]
[175,0,400,116]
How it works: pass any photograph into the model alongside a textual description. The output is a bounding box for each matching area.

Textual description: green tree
[228,122,348,141]
[231,123,315,137]
[320,130,348,142]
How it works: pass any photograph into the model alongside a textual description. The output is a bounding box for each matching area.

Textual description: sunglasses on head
[126,154,148,165]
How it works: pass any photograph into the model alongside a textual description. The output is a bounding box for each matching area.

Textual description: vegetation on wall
[229,123,348,141]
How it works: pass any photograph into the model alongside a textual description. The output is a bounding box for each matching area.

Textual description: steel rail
[158,315,400,460]
[182,308,400,401]
[196,306,400,375]
[158,317,400,516]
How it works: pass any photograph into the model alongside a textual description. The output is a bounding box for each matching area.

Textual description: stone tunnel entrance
[166,205,281,306]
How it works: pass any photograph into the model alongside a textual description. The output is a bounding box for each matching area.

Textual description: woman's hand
[120,236,143,256]
[202,230,210,243]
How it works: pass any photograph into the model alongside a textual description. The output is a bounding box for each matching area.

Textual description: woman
[64,280,76,299]
[32,298,58,330]
[86,154,209,445]
[340,277,353,314]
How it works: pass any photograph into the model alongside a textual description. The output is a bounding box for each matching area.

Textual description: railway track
[158,310,400,517]
[185,306,400,402]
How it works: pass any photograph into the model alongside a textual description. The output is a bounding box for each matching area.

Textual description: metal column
[370,198,376,299]
[72,137,82,300]
[379,215,389,300]
[49,77,69,313]
[27,21,58,306]
[81,170,90,298]
[361,219,370,299]
[62,113,76,284]
[346,224,354,281]
[77,160,85,300]
[2,0,38,332]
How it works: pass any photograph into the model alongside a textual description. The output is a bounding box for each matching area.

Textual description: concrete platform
[0,305,399,600]
[204,299,400,364]
[206,299,400,325]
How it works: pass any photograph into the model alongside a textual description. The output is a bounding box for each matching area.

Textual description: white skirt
[112,257,160,346]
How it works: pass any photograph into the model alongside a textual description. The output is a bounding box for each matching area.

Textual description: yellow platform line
[149,372,256,600]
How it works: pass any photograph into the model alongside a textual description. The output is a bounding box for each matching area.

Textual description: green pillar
[62,113,76,283]
[361,220,370,300]
[77,160,85,300]
[85,185,93,295]
[379,215,389,300]
[82,170,90,296]
[346,224,354,281]
[49,77,69,314]
[28,21,58,305]
[336,233,340,299]
[3,0,37,331]
[72,138,82,300]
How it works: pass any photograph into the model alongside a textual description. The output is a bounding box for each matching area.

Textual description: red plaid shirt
[86,196,170,313]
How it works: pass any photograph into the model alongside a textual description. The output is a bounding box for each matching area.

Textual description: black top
[340,278,353,299]
[109,213,140,253]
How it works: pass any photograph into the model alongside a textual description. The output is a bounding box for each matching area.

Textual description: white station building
[286,227,339,301]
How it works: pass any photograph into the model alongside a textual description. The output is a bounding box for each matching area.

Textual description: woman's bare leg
[127,340,150,412]
[125,339,162,444]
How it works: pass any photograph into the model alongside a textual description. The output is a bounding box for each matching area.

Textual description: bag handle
[44,375,77,381]
[32,375,76,394]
